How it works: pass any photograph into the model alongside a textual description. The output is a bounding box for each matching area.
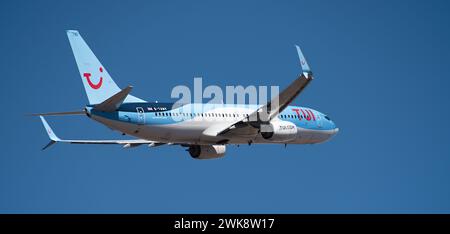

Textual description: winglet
[40,116,60,150]
[295,45,312,77]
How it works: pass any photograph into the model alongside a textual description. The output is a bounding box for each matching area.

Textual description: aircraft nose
[333,127,339,135]
[330,121,339,135]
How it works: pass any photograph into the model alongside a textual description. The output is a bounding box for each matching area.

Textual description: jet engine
[188,145,226,159]
[260,120,298,142]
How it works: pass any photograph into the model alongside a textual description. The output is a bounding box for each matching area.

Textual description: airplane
[34,30,339,159]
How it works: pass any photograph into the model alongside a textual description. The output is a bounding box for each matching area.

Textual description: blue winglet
[295,45,312,75]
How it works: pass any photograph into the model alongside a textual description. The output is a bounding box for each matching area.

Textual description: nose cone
[333,127,339,135]
[331,120,338,132]
[327,119,339,138]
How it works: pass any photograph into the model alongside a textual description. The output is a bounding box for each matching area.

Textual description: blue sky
[1,0,450,213]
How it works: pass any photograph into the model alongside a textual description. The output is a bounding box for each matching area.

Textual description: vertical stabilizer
[66,30,145,104]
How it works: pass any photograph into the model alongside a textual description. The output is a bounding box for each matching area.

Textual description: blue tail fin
[66,30,145,104]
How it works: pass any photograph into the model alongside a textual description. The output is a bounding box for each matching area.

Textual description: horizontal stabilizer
[94,86,133,112]
[30,110,85,116]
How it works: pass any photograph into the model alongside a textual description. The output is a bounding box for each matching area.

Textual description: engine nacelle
[188,145,226,159]
[260,120,298,142]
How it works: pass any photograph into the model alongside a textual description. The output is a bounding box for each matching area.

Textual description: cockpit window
[324,116,331,121]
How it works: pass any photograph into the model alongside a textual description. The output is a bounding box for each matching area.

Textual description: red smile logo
[83,67,103,89]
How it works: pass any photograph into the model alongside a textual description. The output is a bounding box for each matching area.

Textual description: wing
[248,45,313,122]
[39,116,166,150]
[208,45,314,137]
